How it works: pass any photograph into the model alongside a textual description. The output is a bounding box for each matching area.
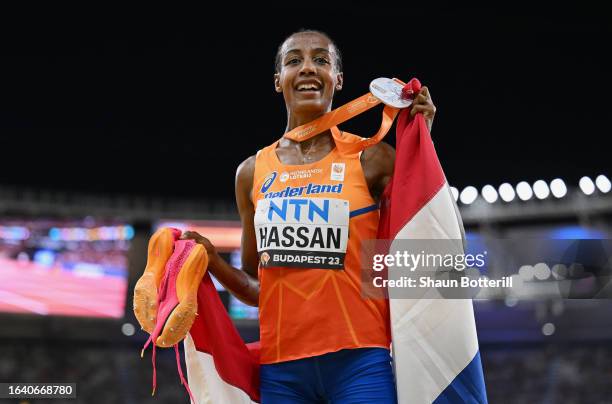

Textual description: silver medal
[369,77,413,109]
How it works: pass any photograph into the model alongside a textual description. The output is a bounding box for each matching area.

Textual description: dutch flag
[378,108,488,403]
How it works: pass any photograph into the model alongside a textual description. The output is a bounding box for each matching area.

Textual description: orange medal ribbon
[283,78,408,154]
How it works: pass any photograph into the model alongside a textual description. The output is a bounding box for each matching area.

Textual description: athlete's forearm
[209,257,260,307]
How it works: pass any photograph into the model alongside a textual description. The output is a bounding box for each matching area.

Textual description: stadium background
[1,3,610,404]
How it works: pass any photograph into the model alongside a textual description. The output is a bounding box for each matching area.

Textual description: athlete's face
[274,33,343,115]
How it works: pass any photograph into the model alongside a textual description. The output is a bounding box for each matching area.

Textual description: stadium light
[459,186,478,205]
[516,181,533,201]
[532,180,550,200]
[481,185,498,203]
[504,297,518,307]
[595,174,611,193]
[518,265,534,281]
[534,263,551,280]
[549,178,567,198]
[450,186,459,202]
[542,322,555,336]
[498,183,515,202]
[121,323,136,336]
[551,264,567,280]
[579,176,595,195]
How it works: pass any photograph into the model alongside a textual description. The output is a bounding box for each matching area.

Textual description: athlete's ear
[335,72,343,91]
[274,73,282,93]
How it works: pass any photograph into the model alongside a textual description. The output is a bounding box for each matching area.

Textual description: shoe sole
[133,227,180,333]
[155,242,208,347]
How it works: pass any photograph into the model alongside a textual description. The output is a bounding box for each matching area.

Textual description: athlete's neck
[281,107,334,156]
[279,129,334,151]
[284,107,331,132]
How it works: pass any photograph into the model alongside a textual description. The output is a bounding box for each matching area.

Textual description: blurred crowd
[0,339,185,404]
[484,345,612,404]
[1,339,611,404]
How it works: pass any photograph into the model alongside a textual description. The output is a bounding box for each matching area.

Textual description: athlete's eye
[286,58,300,65]
[314,57,330,65]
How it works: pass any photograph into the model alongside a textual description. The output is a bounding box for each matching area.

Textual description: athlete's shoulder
[360,142,395,200]
[235,155,257,208]
[361,141,395,172]
[236,155,256,184]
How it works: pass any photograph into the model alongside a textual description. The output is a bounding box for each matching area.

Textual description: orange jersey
[252,130,391,364]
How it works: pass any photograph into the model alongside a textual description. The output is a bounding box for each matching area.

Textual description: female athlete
[182,29,436,403]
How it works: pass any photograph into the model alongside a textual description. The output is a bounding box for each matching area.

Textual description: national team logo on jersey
[330,163,345,181]
[261,172,277,193]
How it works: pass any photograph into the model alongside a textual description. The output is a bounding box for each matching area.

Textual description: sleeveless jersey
[251,130,391,364]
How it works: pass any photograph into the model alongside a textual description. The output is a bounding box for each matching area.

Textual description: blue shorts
[260,347,397,404]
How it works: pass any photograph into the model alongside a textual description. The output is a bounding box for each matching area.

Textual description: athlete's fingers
[420,86,431,100]
[409,104,436,119]
[180,231,218,263]
[180,231,201,241]
[413,93,429,105]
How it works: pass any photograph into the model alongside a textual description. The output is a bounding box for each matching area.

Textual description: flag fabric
[378,109,488,403]
[183,108,487,403]
[184,274,260,403]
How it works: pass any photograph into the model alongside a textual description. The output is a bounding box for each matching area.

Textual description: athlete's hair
[274,29,343,74]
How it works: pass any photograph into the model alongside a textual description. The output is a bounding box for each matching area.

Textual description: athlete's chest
[252,158,373,270]
[257,163,347,195]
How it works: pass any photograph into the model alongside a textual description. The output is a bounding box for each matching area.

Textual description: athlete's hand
[409,86,436,132]
[180,231,220,268]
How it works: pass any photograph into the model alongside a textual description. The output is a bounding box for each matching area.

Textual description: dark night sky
[1,4,609,199]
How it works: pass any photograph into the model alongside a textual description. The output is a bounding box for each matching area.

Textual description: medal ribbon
[283,78,420,154]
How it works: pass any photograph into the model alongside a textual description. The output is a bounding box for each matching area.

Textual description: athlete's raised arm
[361,85,437,201]
[180,155,260,307]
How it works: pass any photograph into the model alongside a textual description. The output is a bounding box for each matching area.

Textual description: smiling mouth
[295,83,322,93]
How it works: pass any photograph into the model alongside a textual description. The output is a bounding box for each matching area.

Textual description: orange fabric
[283,78,406,155]
[133,227,181,334]
[252,133,391,364]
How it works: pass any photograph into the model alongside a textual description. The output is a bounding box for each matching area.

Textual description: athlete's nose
[299,58,317,76]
